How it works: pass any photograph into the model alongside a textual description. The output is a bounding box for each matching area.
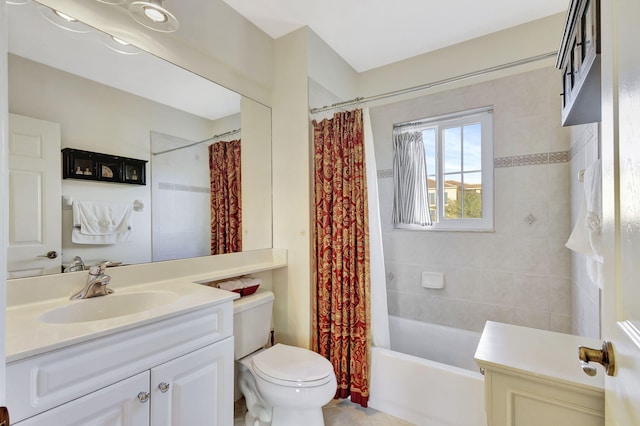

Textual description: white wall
[358,14,566,101]
[240,97,272,251]
[0,0,8,404]
[371,67,572,334]
[271,28,312,347]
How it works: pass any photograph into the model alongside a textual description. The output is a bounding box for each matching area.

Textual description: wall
[358,13,566,101]
[240,97,272,251]
[568,123,601,338]
[9,55,215,266]
[271,28,312,347]
[371,67,573,333]
[0,0,8,403]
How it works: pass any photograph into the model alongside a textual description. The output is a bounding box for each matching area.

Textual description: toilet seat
[252,343,334,387]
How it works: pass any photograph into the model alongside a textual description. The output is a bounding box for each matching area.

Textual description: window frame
[394,107,494,232]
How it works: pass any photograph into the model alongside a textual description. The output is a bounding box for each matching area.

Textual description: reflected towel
[72,201,132,244]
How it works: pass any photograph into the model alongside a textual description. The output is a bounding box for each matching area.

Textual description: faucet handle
[89,261,112,276]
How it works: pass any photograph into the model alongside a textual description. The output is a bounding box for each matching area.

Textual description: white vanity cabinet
[150,340,233,426]
[475,322,604,426]
[7,301,234,426]
[15,340,233,426]
[16,372,151,426]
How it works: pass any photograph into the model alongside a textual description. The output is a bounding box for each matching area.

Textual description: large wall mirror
[6,1,272,279]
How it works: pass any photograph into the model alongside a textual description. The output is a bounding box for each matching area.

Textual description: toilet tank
[233,289,274,360]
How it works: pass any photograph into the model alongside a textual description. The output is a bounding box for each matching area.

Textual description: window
[392,107,494,231]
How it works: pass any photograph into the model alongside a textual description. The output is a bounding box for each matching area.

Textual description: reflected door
[7,113,61,278]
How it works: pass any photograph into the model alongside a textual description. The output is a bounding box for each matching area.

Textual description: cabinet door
[150,338,234,426]
[16,372,150,426]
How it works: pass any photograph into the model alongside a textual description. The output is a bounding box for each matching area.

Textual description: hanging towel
[72,201,132,244]
[583,159,603,262]
[565,159,602,285]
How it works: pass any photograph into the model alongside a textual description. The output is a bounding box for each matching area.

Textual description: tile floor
[234,397,415,425]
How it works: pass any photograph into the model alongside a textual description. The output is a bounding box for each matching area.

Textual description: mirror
[6,1,272,278]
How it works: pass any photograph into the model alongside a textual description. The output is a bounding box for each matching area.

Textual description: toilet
[233,289,337,426]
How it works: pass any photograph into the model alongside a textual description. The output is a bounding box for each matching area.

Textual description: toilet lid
[252,343,334,385]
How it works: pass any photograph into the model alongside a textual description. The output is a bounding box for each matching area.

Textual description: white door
[601,0,640,423]
[150,339,234,426]
[16,372,150,426]
[7,113,61,278]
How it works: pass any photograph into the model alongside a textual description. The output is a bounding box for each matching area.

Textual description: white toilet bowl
[238,343,337,426]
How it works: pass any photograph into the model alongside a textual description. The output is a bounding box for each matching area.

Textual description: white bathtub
[369,316,486,426]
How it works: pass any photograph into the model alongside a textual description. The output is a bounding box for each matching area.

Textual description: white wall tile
[374,67,572,334]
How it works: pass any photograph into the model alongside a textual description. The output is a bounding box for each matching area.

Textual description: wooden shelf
[62,148,147,185]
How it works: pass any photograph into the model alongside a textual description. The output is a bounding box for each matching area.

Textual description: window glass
[392,107,494,231]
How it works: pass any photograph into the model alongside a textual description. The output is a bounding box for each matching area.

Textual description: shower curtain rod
[309,51,557,114]
[152,128,241,156]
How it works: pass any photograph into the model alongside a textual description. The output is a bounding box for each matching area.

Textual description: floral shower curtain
[209,139,242,255]
[312,109,371,407]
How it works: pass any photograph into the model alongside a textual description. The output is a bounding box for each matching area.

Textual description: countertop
[6,279,238,363]
[474,321,605,393]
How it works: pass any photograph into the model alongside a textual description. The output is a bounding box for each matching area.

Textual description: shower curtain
[311,107,389,408]
[363,108,390,350]
[209,139,242,255]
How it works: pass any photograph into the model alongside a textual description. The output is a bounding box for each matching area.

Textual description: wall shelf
[556,0,601,126]
[62,148,147,185]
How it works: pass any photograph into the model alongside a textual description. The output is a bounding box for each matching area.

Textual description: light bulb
[53,10,77,22]
[143,6,168,23]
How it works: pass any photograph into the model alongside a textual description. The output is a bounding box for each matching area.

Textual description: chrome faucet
[70,261,114,300]
[64,256,86,273]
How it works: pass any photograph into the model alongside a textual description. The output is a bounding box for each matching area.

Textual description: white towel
[565,159,603,286]
[240,277,262,287]
[217,279,244,291]
[583,159,603,262]
[72,201,132,244]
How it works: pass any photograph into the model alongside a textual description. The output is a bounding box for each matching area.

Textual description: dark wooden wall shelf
[62,148,147,185]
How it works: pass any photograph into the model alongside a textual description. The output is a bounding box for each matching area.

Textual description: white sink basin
[38,291,178,324]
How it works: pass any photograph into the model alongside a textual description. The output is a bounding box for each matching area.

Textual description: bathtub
[369,316,486,426]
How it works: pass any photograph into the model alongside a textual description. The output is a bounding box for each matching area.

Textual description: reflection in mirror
[6,1,272,278]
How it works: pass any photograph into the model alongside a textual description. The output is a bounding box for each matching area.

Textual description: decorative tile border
[378,150,570,178]
[377,169,393,179]
[158,182,210,193]
[495,151,570,168]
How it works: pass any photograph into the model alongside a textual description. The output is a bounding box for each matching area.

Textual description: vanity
[475,321,604,426]
[5,249,287,425]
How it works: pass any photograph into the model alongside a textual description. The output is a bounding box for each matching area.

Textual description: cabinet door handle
[137,391,150,403]
[158,382,170,393]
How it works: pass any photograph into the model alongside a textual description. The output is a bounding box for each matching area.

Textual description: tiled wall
[370,67,573,334]
[151,131,212,261]
[568,123,601,338]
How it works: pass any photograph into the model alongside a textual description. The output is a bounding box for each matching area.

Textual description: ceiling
[221,0,569,72]
[7,1,241,121]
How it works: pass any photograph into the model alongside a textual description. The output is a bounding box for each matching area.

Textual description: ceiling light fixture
[37,5,91,33]
[95,0,125,4]
[6,0,31,5]
[128,0,178,32]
